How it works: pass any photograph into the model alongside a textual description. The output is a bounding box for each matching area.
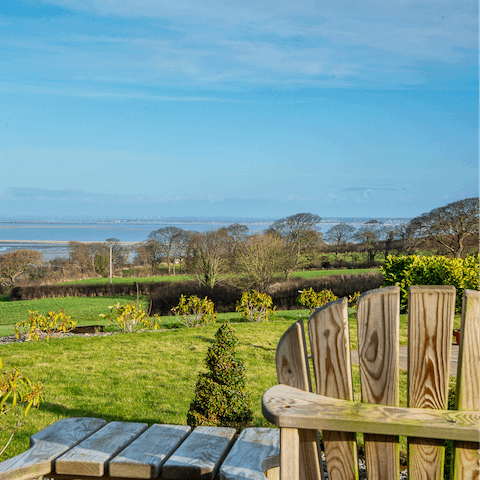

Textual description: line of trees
[0,198,478,290]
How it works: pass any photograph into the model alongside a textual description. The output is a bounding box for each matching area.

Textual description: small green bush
[381,254,479,312]
[296,288,338,313]
[0,357,44,455]
[187,323,253,429]
[100,301,161,333]
[171,294,217,327]
[15,309,76,341]
[348,291,361,308]
[236,290,276,322]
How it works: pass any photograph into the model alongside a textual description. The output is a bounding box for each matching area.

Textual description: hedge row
[149,273,384,315]
[381,254,479,312]
[9,273,384,315]
[9,282,161,301]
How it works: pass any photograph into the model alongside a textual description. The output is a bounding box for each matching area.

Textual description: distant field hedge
[9,273,384,314]
[381,254,479,312]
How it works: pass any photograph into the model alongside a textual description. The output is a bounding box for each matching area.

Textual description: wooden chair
[262,286,479,480]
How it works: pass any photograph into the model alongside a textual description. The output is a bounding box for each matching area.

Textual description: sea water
[0,217,409,259]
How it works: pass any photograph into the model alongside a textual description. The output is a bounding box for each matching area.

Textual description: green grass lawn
[291,268,381,279]
[59,268,380,285]
[60,274,196,285]
[0,306,460,464]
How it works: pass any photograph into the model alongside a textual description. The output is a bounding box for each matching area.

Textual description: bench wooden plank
[219,427,280,480]
[55,422,148,477]
[452,289,480,480]
[357,286,400,480]
[108,424,191,479]
[309,298,358,480]
[162,426,236,480]
[262,384,479,442]
[407,286,455,480]
[275,320,324,480]
[0,417,106,480]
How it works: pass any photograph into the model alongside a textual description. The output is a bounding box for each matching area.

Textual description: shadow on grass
[40,402,181,425]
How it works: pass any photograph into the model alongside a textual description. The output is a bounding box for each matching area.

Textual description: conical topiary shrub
[186,323,253,429]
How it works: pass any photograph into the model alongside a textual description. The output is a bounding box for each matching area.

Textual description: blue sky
[0,0,478,220]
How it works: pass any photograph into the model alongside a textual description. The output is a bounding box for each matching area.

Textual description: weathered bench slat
[162,426,236,480]
[357,286,400,480]
[452,289,480,480]
[407,286,455,480]
[0,417,106,480]
[108,424,191,479]
[55,421,148,477]
[219,428,280,480]
[309,298,358,480]
[262,384,479,442]
[275,320,324,480]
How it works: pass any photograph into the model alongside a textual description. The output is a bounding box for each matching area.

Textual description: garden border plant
[15,309,76,341]
[171,294,217,327]
[235,290,276,322]
[0,357,44,455]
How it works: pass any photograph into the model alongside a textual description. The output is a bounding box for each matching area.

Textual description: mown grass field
[0,318,391,461]
[59,268,381,285]
[0,315,459,465]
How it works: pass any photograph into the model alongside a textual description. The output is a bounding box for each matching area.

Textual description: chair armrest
[262,384,479,442]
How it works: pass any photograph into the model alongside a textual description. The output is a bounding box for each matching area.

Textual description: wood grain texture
[357,286,399,480]
[452,289,480,480]
[280,428,299,480]
[308,298,358,480]
[275,320,324,480]
[55,422,148,477]
[109,424,191,479]
[262,384,479,442]
[161,426,236,480]
[0,417,106,480]
[407,286,455,480]
[219,427,279,480]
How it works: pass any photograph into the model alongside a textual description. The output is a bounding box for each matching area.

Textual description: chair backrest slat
[308,298,359,480]
[275,320,324,480]
[407,285,456,480]
[357,286,400,480]
[452,289,480,480]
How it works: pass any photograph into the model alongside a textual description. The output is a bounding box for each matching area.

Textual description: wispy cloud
[343,187,399,191]
[0,0,476,94]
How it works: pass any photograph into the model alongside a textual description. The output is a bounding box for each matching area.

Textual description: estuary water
[0,217,409,259]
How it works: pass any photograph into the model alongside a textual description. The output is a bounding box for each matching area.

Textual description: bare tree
[0,250,43,286]
[408,197,479,257]
[236,232,285,291]
[267,212,323,277]
[354,220,383,263]
[325,223,356,259]
[192,228,230,288]
[148,227,185,275]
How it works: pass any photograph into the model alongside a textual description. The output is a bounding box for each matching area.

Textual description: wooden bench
[0,421,280,480]
[262,286,479,480]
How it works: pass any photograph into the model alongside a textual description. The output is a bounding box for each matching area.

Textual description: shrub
[0,357,44,455]
[171,294,217,327]
[235,290,276,322]
[382,254,479,312]
[296,288,338,313]
[15,309,76,341]
[100,301,161,333]
[187,323,253,429]
[348,291,361,308]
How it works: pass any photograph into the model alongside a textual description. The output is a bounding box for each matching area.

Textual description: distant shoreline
[0,240,137,245]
